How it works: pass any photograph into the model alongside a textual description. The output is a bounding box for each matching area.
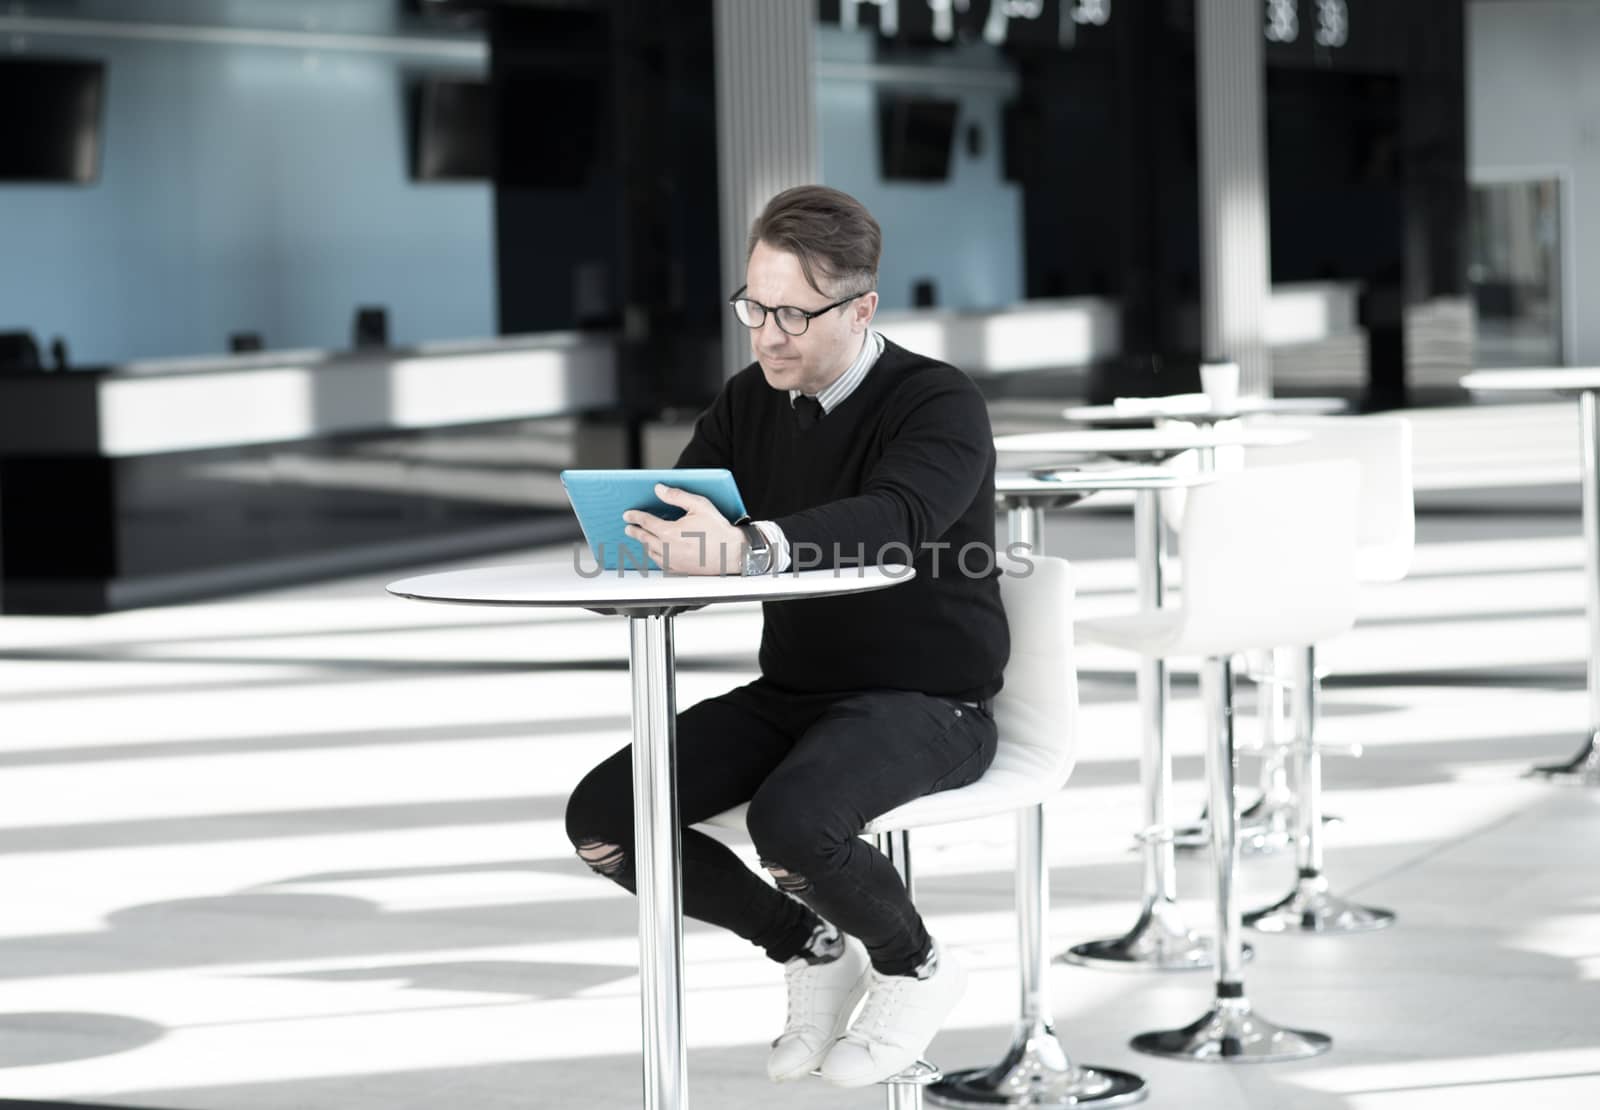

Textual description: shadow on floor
[0,1012,166,1070]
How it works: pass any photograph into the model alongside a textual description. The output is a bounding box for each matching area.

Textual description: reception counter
[0,334,618,614]
[0,287,1368,615]
[872,283,1365,394]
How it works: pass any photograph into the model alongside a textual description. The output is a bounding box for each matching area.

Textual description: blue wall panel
[815,29,1022,312]
[0,35,493,365]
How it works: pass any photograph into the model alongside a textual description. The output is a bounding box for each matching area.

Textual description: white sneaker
[767,935,870,1082]
[817,944,967,1088]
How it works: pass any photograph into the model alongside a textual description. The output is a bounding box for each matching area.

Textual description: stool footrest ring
[885,1060,943,1086]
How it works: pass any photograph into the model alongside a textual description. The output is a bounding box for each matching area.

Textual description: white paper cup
[1200,362,1240,413]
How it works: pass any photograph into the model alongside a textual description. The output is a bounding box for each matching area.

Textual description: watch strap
[738,522,772,576]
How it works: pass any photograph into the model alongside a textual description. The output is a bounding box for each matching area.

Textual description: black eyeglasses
[728,285,871,337]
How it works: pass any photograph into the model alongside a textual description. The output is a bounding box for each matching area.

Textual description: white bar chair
[706,556,1147,1108]
[1240,415,1414,934]
[1078,461,1360,1061]
[1153,436,1294,859]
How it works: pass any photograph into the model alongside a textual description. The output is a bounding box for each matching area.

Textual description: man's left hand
[623,484,746,575]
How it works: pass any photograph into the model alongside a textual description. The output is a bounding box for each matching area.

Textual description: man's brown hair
[747,185,881,297]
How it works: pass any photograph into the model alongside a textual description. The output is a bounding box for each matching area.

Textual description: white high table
[387,562,910,1110]
[996,427,1308,469]
[1061,396,1346,426]
[1461,368,1600,784]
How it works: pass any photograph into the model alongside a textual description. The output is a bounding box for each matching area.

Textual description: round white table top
[388,561,914,611]
[1061,395,1346,425]
[995,467,1208,497]
[1460,368,1600,394]
[994,426,1308,457]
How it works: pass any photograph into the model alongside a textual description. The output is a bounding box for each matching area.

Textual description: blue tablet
[560,468,750,571]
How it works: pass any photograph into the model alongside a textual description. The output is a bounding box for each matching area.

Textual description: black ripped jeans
[564,678,998,976]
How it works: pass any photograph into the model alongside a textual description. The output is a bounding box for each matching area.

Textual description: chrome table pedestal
[621,611,690,1109]
[1059,487,1213,973]
[1245,647,1394,935]
[1530,390,1600,783]
[1460,374,1600,786]
[1131,658,1331,1064]
[1529,735,1600,784]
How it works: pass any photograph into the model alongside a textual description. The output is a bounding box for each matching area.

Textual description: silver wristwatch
[738,522,773,576]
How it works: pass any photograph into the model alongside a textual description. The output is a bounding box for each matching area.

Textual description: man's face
[744,239,877,396]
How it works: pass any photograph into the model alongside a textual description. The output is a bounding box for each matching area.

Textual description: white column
[1195,0,1272,397]
[713,0,820,380]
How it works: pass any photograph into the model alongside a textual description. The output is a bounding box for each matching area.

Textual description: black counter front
[0,335,619,614]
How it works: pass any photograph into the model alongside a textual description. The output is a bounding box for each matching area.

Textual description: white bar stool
[1150,433,1292,859]
[1240,415,1414,934]
[1078,461,1360,1061]
[706,556,1146,1107]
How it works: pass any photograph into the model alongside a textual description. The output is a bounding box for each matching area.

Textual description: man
[564,185,1008,1087]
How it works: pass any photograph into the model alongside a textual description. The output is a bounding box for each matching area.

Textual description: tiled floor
[2,434,1598,1108]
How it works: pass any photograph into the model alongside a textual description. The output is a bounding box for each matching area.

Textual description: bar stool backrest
[1245,415,1414,584]
[1171,460,1361,657]
[1156,426,1243,535]
[864,555,1078,834]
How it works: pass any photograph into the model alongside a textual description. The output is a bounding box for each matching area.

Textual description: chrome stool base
[931,1062,1147,1107]
[928,1025,1146,1108]
[1130,998,1331,1063]
[1526,732,1600,785]
[1060,900,1229,972]
[1245,875,1395,934]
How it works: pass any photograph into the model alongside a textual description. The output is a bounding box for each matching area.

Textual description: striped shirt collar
[790,329,884,415]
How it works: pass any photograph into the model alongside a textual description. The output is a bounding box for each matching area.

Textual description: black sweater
[677,338,1009,701]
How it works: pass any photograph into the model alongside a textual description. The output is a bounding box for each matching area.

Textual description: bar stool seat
[705,556,1147,1108]
[707,733,1065,836]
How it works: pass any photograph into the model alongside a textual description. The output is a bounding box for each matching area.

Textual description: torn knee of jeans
[575,839,627,877]
[762,859,812,895]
